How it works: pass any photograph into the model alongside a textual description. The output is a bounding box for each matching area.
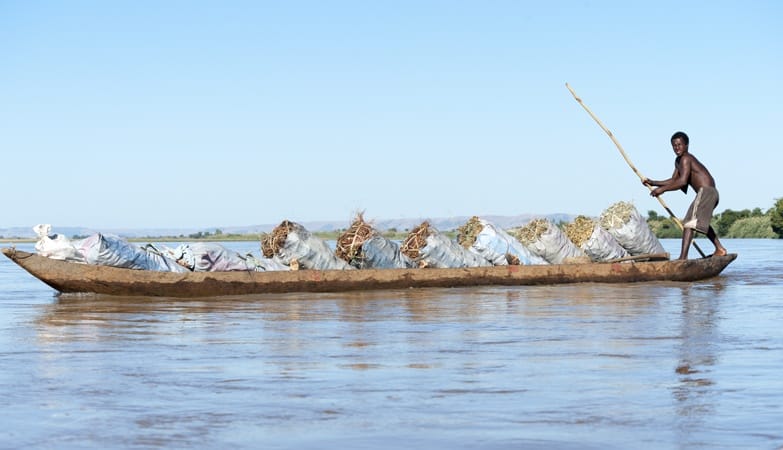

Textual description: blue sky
[1,1,780,229]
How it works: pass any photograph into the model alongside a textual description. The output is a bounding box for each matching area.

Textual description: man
[643,131,727,260]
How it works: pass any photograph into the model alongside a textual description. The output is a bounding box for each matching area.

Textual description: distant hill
[0,213,574,239]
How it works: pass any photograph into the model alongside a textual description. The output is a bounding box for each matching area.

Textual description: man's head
[671,131,689,145]
[671,131,689,156]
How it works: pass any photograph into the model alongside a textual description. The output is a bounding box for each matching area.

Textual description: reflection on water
[36,283,678,340]
[672,282,724,443]
[1,240,783,449]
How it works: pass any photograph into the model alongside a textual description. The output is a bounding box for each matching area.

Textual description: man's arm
[643,167,678,187]
[650,156,691,197]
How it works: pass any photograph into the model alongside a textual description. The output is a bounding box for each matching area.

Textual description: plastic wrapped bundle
[33,224,87,262]
[161,242,287,272]
[510,218,587,264]
[456,216,547,265]
[401,221,491,269]
[563,215,629,262]
[599,201,666,255]
[261,220,353,270]
[335,214,414,269]
[243,254,290,271]
[79,233,188,272]
[359,235,415,269]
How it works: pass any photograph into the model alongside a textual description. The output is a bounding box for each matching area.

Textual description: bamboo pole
[565,83,706,258]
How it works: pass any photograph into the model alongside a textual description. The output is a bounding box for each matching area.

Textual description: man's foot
[711,248,728,257]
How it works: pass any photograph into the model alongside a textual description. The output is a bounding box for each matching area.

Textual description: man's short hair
[671,131,689,145]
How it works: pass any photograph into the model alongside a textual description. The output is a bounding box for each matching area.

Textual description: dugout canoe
[2,247,736,298]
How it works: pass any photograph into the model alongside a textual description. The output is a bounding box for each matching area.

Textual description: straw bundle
[457,216,540,265]
[260,220,296,258]
[261,220,354,270]
[456,216,483,249]
[509,218,586,264]
[335,213,376,262]
[599,201,635,230]
[401,222,431,259]
[401,221,492,269]
[599,201,666,256]
[511,218,550,245]
[563,214,630,261]
[563,215,597,247]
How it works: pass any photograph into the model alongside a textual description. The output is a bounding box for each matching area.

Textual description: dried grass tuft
[599,201,635,229]
[401,221,432,259]
[456,216,484,249]
[261,220,296,258]
[563,215,596,247]
[511,218,550,245]
[335,213,376,262]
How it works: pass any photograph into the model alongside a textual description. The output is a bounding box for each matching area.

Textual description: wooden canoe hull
[2,248,736,298]
[2,248,737,298]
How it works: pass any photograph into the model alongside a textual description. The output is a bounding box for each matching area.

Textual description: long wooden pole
[565,83,706,258]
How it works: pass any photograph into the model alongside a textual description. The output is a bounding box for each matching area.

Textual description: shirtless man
[643,131,728,260]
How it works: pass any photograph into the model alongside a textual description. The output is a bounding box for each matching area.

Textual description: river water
[1,239,781,449]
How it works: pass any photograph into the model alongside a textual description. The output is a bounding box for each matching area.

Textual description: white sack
[600,202,666,256]
[244,254,290,271]
[579,223,630,262]
[468,218,548,265]
[164,243,264,272]
[352,235,414,269]
[80,233,188,272]
[514,220,586,265]
[414,229,492,269]
[33,224,85,262]
[274,222,354,270]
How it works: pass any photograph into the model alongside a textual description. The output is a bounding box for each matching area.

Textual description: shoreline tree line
[646,198,783,239]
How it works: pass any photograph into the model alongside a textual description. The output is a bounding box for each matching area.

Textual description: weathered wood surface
[2,248,737,298]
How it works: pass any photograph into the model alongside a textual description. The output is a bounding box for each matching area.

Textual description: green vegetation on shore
[646,197,783,239]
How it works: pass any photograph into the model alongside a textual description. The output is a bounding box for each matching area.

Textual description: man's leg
[706,226,727,256]
[679,227,694,260]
